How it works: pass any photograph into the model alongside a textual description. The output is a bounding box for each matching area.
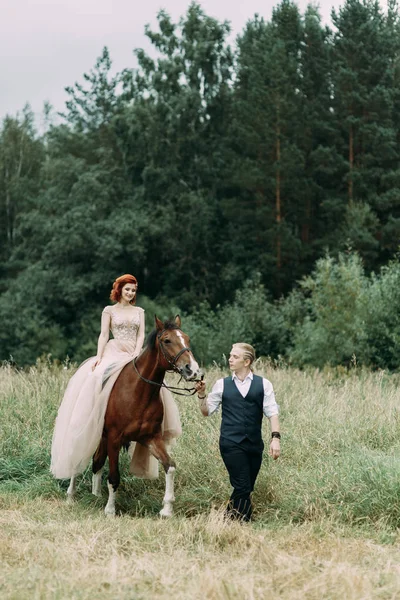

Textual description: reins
[132,360,198,396]
[132,328,201,397]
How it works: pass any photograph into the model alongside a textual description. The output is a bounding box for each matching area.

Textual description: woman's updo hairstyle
[110,274,138,304]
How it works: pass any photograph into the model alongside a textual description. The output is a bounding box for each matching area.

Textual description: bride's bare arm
[93,310,111,369]
[134,309,145,357]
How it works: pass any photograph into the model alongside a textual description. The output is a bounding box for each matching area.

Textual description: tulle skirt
[50,339,182,480]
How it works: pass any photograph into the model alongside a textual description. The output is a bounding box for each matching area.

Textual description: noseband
[132,328,199,396]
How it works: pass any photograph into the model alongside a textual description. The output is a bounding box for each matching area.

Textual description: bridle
[132,328,201,396]
[158,328,193,371]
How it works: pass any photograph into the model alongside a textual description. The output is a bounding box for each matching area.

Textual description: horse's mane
[146,320,180,350]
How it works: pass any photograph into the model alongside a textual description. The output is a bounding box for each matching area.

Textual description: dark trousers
[219,437,263,522]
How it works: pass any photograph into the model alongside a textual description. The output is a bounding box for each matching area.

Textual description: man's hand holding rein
[195,380,208,416]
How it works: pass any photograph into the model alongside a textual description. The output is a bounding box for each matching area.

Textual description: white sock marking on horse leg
[159,466,175,518]
[66,475,76,504]
[164,466,175,503]
[92,469,103,497]
[104,482,116,517]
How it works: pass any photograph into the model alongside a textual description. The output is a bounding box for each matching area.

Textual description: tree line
[1,0,400,367]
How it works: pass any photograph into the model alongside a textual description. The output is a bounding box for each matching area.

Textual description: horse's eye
[164,339,171,344]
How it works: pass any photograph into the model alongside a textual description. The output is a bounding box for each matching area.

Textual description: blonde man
[195,343,280,521]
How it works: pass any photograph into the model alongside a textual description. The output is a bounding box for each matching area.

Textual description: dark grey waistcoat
[220,375,264,445]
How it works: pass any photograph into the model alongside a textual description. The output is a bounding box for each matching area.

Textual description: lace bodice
[103,306,143,344]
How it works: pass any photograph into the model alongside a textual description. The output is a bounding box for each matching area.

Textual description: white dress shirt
[206,371,279,418]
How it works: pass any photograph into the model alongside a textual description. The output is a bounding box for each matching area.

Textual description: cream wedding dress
[50,306,182,480]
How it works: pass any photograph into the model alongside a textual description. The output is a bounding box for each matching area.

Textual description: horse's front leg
[92,434,108,497]
[105,437,121,517]
[161,463,176,518]
[149,437,176,518]
[66,475,77,504]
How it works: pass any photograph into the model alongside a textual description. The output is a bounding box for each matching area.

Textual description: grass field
[1,361,400,599]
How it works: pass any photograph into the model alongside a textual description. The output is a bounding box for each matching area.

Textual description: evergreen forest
[1,0,400,368]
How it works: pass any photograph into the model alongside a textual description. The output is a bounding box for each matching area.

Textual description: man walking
[195,343,280,521]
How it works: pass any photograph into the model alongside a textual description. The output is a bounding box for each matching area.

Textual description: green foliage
[358,258,400,369]
[281,251,400,370]
[1,1,400,369]
[331,0,400,269]
[288,252,368,367]
[183,275,284,365]
[112,3,235,307]
[338,201,380,261]
[0,107,44,273]
[0,266,69,364]
[223,3,308,296]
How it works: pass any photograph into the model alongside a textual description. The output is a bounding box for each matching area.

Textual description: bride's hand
[92,356,102,370]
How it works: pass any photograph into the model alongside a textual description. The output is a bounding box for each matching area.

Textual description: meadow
[1,360,400,599]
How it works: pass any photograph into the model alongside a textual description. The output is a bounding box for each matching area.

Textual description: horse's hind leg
[92,434,108,497]
[104,437,121,517]
[66,475,77,504]
[149,437,176,518]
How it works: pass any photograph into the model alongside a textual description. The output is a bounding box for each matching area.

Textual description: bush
[287,252,368,367]
[183,275,286,365]
[358,258,400,369]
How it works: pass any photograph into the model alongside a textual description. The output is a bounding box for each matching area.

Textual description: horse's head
[155,315,202,381]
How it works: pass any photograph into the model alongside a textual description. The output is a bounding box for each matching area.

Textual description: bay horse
[66,315,202,517]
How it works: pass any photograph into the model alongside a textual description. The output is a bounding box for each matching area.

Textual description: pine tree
[0,106,44,280]
[223,1,306,296]
[331,0,400,267]
[116,3,234,306]
[299,6,344,267]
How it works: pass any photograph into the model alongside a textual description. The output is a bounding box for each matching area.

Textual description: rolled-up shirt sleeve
[263,378,279,417]
[207,378,224,416]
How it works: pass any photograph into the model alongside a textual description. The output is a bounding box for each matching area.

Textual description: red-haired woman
[50,274,181,481]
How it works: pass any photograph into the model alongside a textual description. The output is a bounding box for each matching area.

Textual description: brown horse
[66,315,201,517]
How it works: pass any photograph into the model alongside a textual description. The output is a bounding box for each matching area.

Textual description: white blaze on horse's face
[175,331,201,381]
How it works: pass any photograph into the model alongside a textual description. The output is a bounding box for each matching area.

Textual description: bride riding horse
[66,315,202,517]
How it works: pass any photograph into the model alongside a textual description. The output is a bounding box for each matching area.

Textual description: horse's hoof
[104,507,116,518]
[66,495,74,505]
[159,506,173,518]
[92,491,102,498]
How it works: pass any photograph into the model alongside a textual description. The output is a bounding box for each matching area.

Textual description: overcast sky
[0,0,388,125]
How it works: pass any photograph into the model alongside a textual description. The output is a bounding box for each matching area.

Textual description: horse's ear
[155,315,164,331]
[174,314,181,328]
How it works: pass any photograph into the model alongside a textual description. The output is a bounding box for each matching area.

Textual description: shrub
[287,252,368,367]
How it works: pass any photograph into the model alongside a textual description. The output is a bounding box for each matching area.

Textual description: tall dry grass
[1,360,400,599]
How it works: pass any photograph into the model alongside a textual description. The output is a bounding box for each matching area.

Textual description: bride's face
[121,283,137,303]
